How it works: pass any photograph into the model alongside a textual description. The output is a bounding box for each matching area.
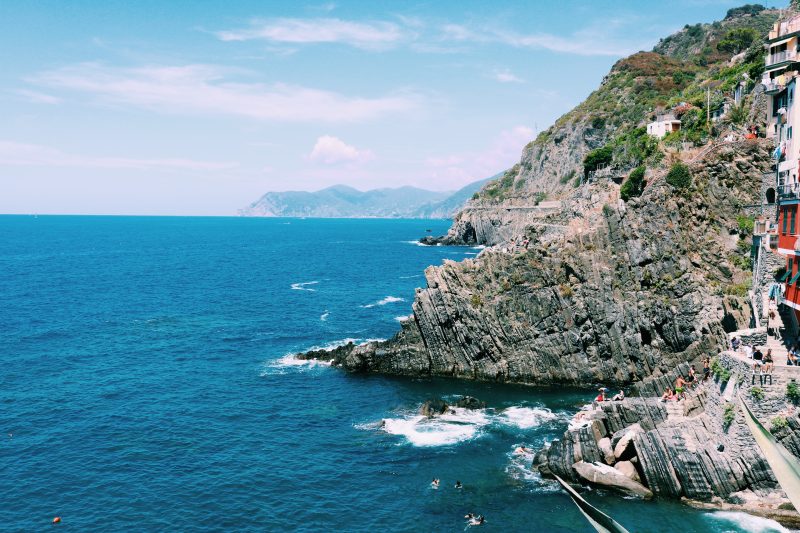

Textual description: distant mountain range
[238,176,494,219]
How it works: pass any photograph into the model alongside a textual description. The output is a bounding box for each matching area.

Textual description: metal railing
[763,82,786,93]
[779,182,800,200]
[768,50,796,66]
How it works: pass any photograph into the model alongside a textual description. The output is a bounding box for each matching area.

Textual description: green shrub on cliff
[583,146,613,177]
[771,415,789,431]
[787,382,800,404]
[666,162,692,189]
[620,166,646,202]
[723,402,736,429]
[737,215,755,235]
[470,294,482,308]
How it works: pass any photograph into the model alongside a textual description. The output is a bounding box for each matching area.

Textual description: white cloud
[493,69,524,83]
[443,22,643,57]
[31,63,419,122]
[15,89,62,104]
[0,140,236,171]
[309,135,373,164]
[424,126,534,188]
[215,18,405,50]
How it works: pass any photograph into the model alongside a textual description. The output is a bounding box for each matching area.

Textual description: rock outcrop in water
[308,140,769,387]
[298,6,778,388]
[534,353,800,527]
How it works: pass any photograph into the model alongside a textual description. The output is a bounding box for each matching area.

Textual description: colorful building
[767,13,800,320]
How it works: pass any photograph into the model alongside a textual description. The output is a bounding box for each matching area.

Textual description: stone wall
[727,327,768,349]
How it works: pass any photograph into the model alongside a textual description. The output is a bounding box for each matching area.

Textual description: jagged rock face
[535,352,800,509]
[327,141,771,387]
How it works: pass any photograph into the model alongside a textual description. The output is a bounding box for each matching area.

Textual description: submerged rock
[420,399,449,418]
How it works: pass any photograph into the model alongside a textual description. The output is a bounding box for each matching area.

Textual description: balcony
[779,182,800,200]
[764,81,786,94]
[768,50,797,67]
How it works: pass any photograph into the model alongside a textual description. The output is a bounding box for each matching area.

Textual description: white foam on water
[403,240,429,247]
[380,407,492,447]
[472,245,486,250]
[399,274,422,279]
[260,354,332,375]
[320,311,329,321]
[260,338,385,376]
[395,315,412,323]
[705,511,789,532]
[290,280,319,291]
[499,406,558,429]
[362,296,405,308]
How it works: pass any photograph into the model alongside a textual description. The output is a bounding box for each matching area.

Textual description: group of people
[430,479,484,526]
[660,364,702,402]
[594,387,624,403]
[731,337,776,373]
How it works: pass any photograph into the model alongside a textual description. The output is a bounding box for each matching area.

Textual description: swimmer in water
[514,445,529,455]
[464,513,474,520]
[455,480,463,489]
[469,515,485,526]
[431,478,440,488]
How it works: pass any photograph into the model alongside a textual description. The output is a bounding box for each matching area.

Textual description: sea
[0,215,790,532]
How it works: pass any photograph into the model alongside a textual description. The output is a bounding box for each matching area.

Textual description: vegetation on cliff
[469,5,778,205]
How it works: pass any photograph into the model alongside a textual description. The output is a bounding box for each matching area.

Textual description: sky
[0,0,790,215]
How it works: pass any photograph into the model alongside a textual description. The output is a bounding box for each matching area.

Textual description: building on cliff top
[646,115,681,138]
[766,13,800,328]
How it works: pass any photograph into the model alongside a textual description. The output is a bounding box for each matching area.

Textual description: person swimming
[464,513,474,520]
[455,480,463,489]
[469,515,485,526]
[514,445,530,455]
[431,478,440,488]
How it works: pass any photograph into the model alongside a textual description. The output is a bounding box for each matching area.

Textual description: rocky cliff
[307,141,769,387]
[300,8,778,387]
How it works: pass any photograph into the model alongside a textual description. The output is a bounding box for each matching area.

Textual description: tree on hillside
[717,28,758,54]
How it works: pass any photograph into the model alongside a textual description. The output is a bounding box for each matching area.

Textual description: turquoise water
[0,215,788,532]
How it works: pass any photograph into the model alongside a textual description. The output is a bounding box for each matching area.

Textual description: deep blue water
[0,216,789,532]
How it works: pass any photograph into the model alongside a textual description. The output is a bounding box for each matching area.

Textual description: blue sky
[0,0,788,215]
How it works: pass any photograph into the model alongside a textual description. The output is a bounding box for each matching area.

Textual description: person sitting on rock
[702,357,711,381]
[611,390,625,401]
[595,388,607,402]
[763,349,774,373]
[789,349,798,367]
[660,388,675,402]
[731,336,741,351]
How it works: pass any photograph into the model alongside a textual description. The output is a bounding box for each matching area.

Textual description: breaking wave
[260,337,385,376]
[705,511,788,532]
[499,406,558,429]
[362,296,405,308]
[320,311,329,321]
[291,280,319,291]
[363,404,566,447]
[381,408,492,447]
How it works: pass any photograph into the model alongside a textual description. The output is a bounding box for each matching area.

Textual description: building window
[792,207,797,235]
[784,207,789,234]
[790,258,795,279]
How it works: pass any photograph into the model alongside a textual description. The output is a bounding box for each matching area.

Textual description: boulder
[614,427,641,460]
[598,437,615,465]
[455,396,486,409]
[614,460,641,482]
[589,419,608,443]
[573,461,653,499]
[420,399,449,418]
[611,423,642,448]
